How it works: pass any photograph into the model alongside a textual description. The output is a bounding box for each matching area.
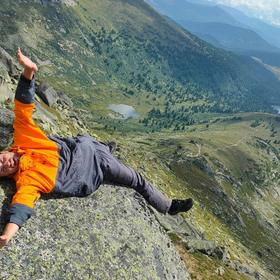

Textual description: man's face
[0,152,20,177]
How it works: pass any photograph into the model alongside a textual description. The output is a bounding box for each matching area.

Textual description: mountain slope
[0,2,280,279]
[1,55,279,278]
[0,0,280,125]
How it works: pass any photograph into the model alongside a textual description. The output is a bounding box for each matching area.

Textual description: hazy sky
[207,0,280,26]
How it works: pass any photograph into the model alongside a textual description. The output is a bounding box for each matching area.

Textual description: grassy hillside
[111,112,280,278]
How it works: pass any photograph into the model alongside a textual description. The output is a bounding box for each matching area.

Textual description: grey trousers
[96,142,172,214]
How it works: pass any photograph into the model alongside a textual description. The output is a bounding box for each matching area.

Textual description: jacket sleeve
[7,184,41,227]
[7,204,34,228]
[15,74,36,104]
[13,75,50,148]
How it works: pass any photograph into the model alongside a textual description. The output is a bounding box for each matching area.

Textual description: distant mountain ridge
[147,0,280,70]
[221,5,280,51]
[178,20,280,53]
[147,0,241,26]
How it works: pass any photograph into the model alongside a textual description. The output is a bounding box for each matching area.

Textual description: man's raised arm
[12,48,52,149]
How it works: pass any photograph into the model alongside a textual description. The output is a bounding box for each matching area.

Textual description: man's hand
[0,235,10,249]
[0,223,19,249]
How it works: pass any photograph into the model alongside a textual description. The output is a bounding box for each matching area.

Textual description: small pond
[272,105,280,114]
[108,104,139,119]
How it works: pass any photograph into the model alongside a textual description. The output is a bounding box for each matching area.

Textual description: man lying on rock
[0,48,193,249]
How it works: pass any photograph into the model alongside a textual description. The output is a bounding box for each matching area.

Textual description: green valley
[1,0,280,127]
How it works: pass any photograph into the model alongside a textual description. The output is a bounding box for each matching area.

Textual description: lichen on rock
[0,108,14,150]
[0,184,190,280]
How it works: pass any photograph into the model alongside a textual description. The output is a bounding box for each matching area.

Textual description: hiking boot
[168,198,194,215]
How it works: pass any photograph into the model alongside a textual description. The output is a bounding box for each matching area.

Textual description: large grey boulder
[0,184,190,280]
[0,47,20,78]
[183,239,227,260]
[0,81,11,102]
[0,77,13,103]
[37,82,59,107]
[37,82,73,108]
[0,108,14,150]
[151,207,202,240]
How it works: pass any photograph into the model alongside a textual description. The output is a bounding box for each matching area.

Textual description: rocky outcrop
[184,239,227,260]
[37,82,59,107]
[0,108,14,150]
[35,82,87,132]
[152,207,227,259]
[0,182,190,280]
[57,91,73,107]
[0,47,73,109]
[0,77,13,103]
[173,156,214,176]
[0,47,20,101]
[0,47,20,78]
[37,82,73,107]
[150,206,263,280]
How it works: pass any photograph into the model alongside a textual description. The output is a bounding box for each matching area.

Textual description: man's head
[0,151,19,177]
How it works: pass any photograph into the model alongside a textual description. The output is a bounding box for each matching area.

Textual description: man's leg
[96,144,172,214]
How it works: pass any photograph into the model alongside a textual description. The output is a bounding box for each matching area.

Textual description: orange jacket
[7,75,103,227]
[10,100,60,208]
[7,75,60,227]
